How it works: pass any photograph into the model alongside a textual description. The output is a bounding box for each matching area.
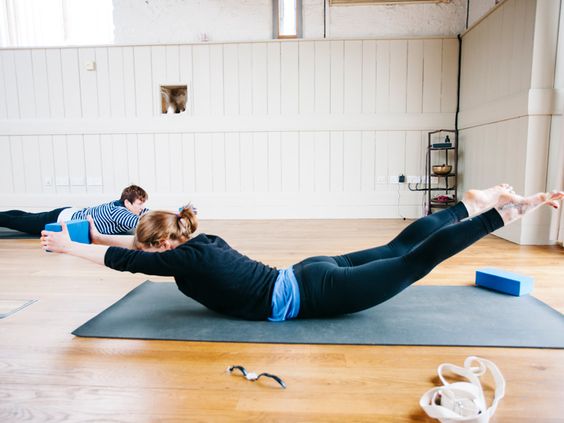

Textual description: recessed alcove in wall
[160,85,187,114]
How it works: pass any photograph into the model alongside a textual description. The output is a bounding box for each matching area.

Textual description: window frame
[273,0,302,39]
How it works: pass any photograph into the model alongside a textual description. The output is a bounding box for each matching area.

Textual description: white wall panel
[330,41,344,114]
[108,47,125,118]
[45,49,65,118]
[1,37,458,219]
[61,50,82,118]
[407,40,424,113]
[422,40,442,113]
[299,132,315,192]
[14,51,35,119]
[344,41,362,114]
[165,45,180,83]
[223,44,239,116]
[154,133,171,192]
[133,47,153,117]
[299,41,315,114]
[209,45,224,115]
[181,133,196,192]
[193,45,211,116]
[253,133,268,192]
[2,51,20,119]
[267,132,282,192]
[211,133,226,192]
[9,136,25,192]
[52,135,69,193]
[281,43,299,115]
[67,135,86,193]
[38,136,55,194]
[151,46,167,116]
[194,133,214,192]
[376,40,390,113]
[79,48,98,118]
[83,134,103,192]
[267,43,281,115]
[361,41,376,114]
[95,48,111,119]
[21,136,41,192]
[122,47,137,118]
[225,133,241,192]
[126,134,140,184]
[239,132,254,192]
[31,50,50,118]
[252,44,268,116]
[0,55,8,119]
[168,133,183,193]
[343,131,362,192]
[361,131,376,192]
[389,40,407,113]
[314,41,331,114]
[281,132,299,192]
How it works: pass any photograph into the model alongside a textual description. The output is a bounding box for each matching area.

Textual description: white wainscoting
[459,0,563,245]
[0,38,458,218]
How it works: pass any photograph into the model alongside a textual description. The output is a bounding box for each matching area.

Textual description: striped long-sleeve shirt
[71,200,148,235]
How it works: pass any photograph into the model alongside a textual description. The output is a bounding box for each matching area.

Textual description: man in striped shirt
[0,185,149,236]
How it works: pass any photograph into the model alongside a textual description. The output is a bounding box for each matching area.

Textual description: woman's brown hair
[134,204,198,249]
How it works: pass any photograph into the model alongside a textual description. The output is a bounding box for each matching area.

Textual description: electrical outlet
[407,175,421,183]
[389,175,399,184]
[376,176,387,184]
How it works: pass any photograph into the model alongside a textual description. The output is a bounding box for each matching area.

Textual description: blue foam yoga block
[45,219,91,244]
[475,267,534,296]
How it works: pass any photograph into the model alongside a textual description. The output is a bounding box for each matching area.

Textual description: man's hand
[40,222,72,253]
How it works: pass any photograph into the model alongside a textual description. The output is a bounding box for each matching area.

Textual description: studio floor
[1,219,563,422]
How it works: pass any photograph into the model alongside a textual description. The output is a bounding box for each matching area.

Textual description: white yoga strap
[420,356,506,423]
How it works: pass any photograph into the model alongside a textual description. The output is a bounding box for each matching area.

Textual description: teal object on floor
[45,220,91,244]
[475,267,534,296]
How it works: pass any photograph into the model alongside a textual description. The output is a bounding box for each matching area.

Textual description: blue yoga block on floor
[45,220,91,244]
[475,267,534,296]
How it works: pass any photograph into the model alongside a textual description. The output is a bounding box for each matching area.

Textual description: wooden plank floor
[1,219,563,422]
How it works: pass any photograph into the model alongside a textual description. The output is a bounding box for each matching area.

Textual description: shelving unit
[409,129,458,215]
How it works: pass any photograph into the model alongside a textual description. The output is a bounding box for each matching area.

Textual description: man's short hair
[120,185,148,204]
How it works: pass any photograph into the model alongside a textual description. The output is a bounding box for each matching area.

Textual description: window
[274,0,302,39]
[0,0,113,47]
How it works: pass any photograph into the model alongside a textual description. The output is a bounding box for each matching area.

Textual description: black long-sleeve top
[104,233,279,320]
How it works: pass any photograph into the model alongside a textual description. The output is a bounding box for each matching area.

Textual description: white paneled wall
[0,38,458,218]
[459,0,563,244]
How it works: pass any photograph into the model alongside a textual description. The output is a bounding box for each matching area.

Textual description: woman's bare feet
[462,184,514,216]
[494,191,564,225]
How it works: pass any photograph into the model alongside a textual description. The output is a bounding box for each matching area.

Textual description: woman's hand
[40,222,72,254]
[86,215,102,244]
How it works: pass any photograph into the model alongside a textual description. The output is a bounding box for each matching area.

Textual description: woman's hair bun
[178,203,198,235]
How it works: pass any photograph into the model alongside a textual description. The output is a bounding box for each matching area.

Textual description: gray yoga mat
[72,281,564,348]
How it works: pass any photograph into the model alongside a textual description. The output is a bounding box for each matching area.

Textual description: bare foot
[462,184,514,216]
[495,191,564,225]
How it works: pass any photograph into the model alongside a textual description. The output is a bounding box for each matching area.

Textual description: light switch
[85,61,96,71]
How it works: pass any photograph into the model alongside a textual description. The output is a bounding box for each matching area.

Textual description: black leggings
[293,203,504,318]
[0,207,69,235]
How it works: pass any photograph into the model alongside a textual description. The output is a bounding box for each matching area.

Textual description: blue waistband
[268,266,301,322]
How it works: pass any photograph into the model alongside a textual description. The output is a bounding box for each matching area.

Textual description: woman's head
[134,204,198,251]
